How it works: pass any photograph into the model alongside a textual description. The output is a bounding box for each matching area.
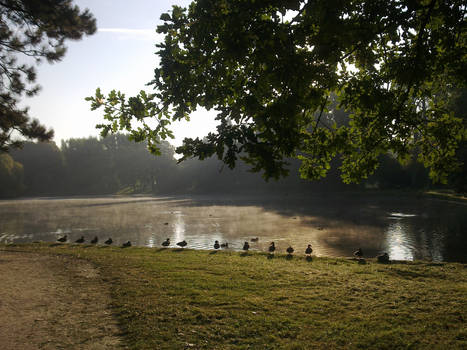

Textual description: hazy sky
[21,0,218,147]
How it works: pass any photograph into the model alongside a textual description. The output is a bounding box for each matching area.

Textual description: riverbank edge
[1,188,466,202]
[1,243,466,349]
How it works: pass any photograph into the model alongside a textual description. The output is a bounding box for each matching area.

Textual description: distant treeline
[0,133,465,198]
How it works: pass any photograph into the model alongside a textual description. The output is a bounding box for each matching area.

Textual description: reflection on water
[385,221,414,261]
[173,211,185,246]
[0,194,466,262]
[146,235,156,248]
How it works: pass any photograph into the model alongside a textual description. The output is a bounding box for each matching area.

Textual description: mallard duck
[75,236,85,243]
[242,241,250,251]
[286,246,294,255]
[251,237,259,242]
[268,242,276,254]
[104,238,113,245]
[122,241,131,247]
[305,244,313,255]
[377,252,390,263]
[91,236,98,244]
[57,235,67,243]
[176,240,187,248]
[214,240,220,249]
[354,248,363,258]
[162,238,170,247]
[220,242,229,248]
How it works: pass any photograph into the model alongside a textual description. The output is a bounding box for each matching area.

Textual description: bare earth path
[0,250,124,350]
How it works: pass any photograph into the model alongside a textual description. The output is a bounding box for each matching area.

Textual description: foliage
[5,133,447,198]
[6,131,465,198]
[99,133,178,193]
[9,244,467,349]
[11,141,64,195]
[6,134,179,196]
[0,0,96,151]
[59,135,179,195]
[61,137,116,194]
[447,88,467,193]
[0,152,23,196]
[88,0,466,183]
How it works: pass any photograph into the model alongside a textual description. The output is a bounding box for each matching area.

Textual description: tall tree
[11,141,64,195]
[61,137,115,195]
[88,0,466,184]
[0,0,96,151]
[447,88,467,193]
[0,152,23,197]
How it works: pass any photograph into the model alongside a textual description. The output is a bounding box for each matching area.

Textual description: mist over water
[0,194,465,262]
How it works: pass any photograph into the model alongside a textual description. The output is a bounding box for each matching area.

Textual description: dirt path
[0,250,124,350]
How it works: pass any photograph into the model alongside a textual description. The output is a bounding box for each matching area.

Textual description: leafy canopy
[0,0,96,151]
[88,0,466,183]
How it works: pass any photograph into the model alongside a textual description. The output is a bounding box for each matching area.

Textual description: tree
[0,152,23,197]
[88,0,466,184]
[447,88,467,193]
[101,134,179,194]
[1,0,96,151]
[11,141,64,195]
[61,137,115,194]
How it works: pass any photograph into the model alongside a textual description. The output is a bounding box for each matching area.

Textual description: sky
[21,0,218,148]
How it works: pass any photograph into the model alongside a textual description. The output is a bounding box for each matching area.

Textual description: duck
[75,236,85,244]
[122,241,131,247]
[268,242,276,254]
[176,240,187,248]
[354,248,363,258]
[220,242,229,248]
[162,238,170,247]
[104,238,113,245]
[305,244,313,256]
[90,236,98,244]
[286,246,294,255]
[242,241,250,251]
[251,237,259,242]
[57,235,67,243]
[214,240,220,249]
[377,252,390,263]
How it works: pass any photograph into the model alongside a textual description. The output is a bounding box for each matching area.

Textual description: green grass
[3,243,466,349]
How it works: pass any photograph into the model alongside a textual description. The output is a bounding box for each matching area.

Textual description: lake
[0,193,466,262]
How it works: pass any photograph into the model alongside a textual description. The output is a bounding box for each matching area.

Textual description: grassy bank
[3,244,466,349]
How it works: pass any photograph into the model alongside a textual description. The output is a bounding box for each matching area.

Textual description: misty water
[0,194,466,262]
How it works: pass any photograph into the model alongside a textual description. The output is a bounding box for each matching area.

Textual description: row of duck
[56,235,390,262]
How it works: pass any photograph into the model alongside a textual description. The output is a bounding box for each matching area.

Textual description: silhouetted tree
[89,0,466,185]
[61,137,116,194]
[0,0,96,151]
[0,152,23,197]
[11,141,64,195]
[447,88,467,193]
[102,134,179,193]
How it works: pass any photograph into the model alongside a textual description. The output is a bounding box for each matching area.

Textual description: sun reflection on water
[385,221,414,261]
[146,235,155,248]
[173,211,186,244]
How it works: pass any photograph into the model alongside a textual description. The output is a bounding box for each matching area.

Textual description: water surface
[0,194,465,262]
